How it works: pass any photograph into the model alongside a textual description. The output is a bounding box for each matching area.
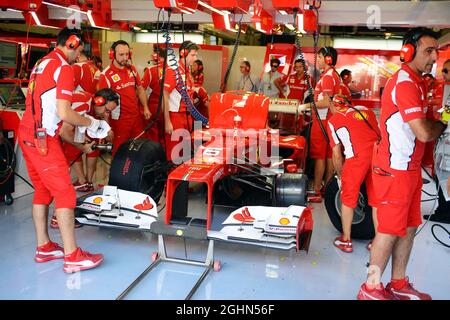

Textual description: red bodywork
[165,91,308,230]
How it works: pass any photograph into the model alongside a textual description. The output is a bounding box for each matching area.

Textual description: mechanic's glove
[86,115,101,133]
[87,119,111,139]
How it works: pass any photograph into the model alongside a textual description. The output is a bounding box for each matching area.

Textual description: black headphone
[323,46,334,65]
[179,40,196,58]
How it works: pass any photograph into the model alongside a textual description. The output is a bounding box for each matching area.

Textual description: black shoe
[423,213,450,224]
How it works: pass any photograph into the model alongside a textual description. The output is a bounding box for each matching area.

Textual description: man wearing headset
[192,59,205,87]
[235,60,259,93]
[98,40,151,155]
[163,40,200,162]
[358,27,446,300]
[18,27,104,273]
[307,46,341,203]
[142,47,166,144]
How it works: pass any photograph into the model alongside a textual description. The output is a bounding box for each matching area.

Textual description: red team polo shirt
[328,106,380,158]
[314,67,341,119]
[192,86,209,118]
[339,83,352,102]
[98,63,141,120]
[164,64,194,113]
[142,64,163,116]
[21,48,74,137]
[73,61,96,94]
[278,73,310,101]
[375,64,430,171]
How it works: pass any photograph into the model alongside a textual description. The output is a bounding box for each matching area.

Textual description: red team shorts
[372,166,422,237]
[19,126,76,209]
[310,119,332,159]
[341,148,378,208]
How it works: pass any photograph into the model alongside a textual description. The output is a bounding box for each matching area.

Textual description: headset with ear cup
[323,47,333,65]
[179,41,195,58]
[93,96,106,107]
[65,34,81,50]
[400,31,422,63]
[109,41,132,61]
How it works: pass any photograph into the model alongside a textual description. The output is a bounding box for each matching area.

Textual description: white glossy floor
[0,188,449,300]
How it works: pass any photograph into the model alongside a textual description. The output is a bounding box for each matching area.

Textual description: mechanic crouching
[327,95,380,253]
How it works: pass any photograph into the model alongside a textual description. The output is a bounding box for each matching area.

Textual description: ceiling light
[278,10,288,15]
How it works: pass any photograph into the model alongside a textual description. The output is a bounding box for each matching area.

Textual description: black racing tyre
[109,138,167,203]
[273,173,308,207]
[324,176,375,240]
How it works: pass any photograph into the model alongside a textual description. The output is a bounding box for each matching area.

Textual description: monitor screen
[0,41,18,69]
[0,83,26,108]
[27,45,49,72]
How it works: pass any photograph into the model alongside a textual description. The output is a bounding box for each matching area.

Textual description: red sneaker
[357,283,398,300]
[63,247,104,273]
[307,192,322,203]
[50,215,83,229]
[386,277,432,300]
[35,241,64,263]
[73,181,91,192]
[334,235,353,253]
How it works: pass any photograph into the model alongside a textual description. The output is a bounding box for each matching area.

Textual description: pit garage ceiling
[108,0,450,27]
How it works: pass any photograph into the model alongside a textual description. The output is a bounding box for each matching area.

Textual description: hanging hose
[293,8,329,145]
[161,11,208,126]
[221,14,243,92]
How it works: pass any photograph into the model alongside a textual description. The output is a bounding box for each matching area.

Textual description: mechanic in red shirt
[358,28,446,300]
[274,58,312,132]
[163,40,200,163]
[141,47,166,144]
[52,88,118,229]
[192,59,204,87]
[98,40,151,155]
[339,69,353,102]
[72,51,96,94]
[60,89,117,193]
[18,28,104,272]
[192,86,209,120]
[274,59,310,101]
[327,95,380,253]
[308,46,341,202]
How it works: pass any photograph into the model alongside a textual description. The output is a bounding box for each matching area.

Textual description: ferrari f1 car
[76,91,313,252]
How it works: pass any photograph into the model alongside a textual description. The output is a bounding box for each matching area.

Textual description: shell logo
[93,197,103,204]
[279,217,290,225]
[353,111,368,121]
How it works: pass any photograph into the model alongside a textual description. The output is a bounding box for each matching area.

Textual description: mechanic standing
[163,40,200,163]
[308,46,341,203]
[141,47,166,144]
[327,95,380,253]
[18,27,104,272]
[339,69,353,102]
[98,40,151,155]
[235,60,260,93]
[358,27,446,300]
